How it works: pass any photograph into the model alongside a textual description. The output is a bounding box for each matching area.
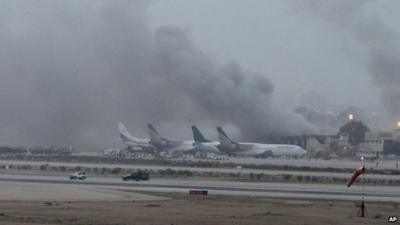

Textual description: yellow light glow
[348,113,354,121]
[397,121,400,128]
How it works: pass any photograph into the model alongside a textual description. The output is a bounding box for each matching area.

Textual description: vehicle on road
[122,170,150,181]
[70,171,87,180]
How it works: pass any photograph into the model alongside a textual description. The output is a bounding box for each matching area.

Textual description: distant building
[393,128,400,139]
[360,138,384,158]
[304,135,337,155]
[277,135,339,158]
[362,128,400,157]
[336,132,355,156]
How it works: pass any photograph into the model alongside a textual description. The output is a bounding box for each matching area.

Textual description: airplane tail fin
[192,125,211,143]
[147,123,163,142]
[217,126,237,145]
[118,122,141,143]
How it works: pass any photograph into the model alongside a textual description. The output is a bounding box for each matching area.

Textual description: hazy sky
[0,1,399,148]
[149,0,399,110]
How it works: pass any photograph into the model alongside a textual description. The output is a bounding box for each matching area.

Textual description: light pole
[361,156,365,217]
[347,156,366,217]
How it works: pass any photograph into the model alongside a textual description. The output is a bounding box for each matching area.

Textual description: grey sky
[0,1,399,148]
[149,0,399,111]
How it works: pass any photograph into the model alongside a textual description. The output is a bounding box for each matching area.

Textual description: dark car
[122,170,150,181]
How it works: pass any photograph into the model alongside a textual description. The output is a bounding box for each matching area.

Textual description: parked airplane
[216,126,306,157]
[191,125,221,154]
[147,123,193,151]
[118,122,153,149]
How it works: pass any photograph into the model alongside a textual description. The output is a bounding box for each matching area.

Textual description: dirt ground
[0,192,396,225]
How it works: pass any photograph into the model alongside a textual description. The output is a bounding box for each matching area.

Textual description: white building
[360,138,384,158]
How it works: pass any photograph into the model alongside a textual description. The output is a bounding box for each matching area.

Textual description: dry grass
[0,192,395,225]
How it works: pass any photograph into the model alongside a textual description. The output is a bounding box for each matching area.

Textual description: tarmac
[0,173,399,202]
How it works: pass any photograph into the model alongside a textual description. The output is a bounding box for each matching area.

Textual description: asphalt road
[0,174,399,202]
[1,160,400,180]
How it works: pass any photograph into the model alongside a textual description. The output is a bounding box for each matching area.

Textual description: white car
[70,171,87,180]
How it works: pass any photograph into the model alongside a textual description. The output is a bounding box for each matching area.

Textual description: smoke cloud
[296,0,400,119]
[0,1,312,148]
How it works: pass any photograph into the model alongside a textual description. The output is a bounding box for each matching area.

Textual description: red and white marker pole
[347,157,366,217]
[361,156,365,217]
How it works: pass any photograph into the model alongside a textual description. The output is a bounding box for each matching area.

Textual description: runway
[1,160,400,180]
[0,174,399,202]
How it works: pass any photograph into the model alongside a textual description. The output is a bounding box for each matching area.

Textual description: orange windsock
[347,166,365,188]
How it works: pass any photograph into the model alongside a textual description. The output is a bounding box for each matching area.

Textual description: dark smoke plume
[297,0,400,119]
[0,1,311,148]
[295,105,369,134]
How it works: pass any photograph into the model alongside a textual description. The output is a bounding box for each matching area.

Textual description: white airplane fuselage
[228,143,306,157]
[193,141,221,154]
[163,140,195,152]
